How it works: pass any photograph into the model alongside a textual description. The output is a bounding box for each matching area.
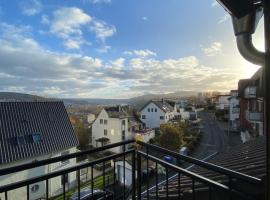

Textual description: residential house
[229,90,240,131]
[216,95,230,110]
[91,105,142,153]
[139,100,174,128]
[0,101,79,200]
[238,68,264,139]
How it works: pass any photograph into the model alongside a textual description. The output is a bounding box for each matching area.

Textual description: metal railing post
[132,150,136,200]
[137,152,142,200]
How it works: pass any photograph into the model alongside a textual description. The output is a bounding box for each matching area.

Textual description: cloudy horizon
[0,0,263,98]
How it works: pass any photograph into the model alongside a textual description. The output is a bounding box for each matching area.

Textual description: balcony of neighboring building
[245,110,263,122]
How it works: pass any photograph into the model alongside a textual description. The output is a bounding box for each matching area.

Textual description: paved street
[191,111,229,159]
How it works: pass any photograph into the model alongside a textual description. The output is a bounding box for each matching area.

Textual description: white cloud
[90,19,116,42]
[85,0,111,3]
[218,14,230,24]
[0,22,242,98]
[124,49,157,57]
[47,7,116,50]
[51,7,91,39]
[201,42,222,56]
[20,0,42,16]
[97,45,111,53]
[41,14,49,24]
[64,39,83,49]
[142,16,148,21]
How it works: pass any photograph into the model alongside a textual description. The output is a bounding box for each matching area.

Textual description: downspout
[232,9,265,66]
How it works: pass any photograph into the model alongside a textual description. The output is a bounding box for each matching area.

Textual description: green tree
[74,120,90,150]
[159,123,183,151]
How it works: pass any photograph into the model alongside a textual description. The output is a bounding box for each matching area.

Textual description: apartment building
[238,68,264,139]
[229,90,240,131]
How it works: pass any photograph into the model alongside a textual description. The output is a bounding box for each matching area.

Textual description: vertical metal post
[132,150,136,200]
[137,153,142,200]
[264,1,270,199]
[77,170,80,200]
[146,146,149,199]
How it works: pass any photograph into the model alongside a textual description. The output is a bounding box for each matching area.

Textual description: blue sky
[0,0,264,98]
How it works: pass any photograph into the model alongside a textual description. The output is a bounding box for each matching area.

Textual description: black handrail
[137,151,257,200]
[137,140,262,184]
[0,149,134,193]
[0,139,135,176]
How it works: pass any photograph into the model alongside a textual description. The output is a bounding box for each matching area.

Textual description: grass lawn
[52,170,114,200]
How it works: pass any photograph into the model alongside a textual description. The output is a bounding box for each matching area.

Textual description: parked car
[69,188,113,200]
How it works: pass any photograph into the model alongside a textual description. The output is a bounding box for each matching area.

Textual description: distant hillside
[0,91,198,108]
[127,91,198,109]
[0,92,47,101]
[62,98,129,106]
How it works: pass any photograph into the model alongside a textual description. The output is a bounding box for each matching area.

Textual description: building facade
[91,106,142,153]
[0,101,79,200]
[139,100,174,128]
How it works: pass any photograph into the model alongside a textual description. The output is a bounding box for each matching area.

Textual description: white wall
[114,161,133,186]
[217,96,230,110]
[92,109,131,153]
[229,98,239,121]
[140,102,169,128]
[0,147,77,200]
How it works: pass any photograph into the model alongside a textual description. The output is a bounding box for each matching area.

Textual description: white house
[229,90,240,131]
[216,95,230,110]
[91,106,142,153]
[0,101,79,200]
[140,100,174,128]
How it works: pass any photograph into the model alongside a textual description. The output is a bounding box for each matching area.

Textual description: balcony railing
[245,110,263,122]
[0,140,263,200]
[244,86,257,99]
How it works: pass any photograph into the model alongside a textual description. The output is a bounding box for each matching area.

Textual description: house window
[104,129,108,136]
[122,120,125,125]
[151,108,153,112]
[142,115,146,119]
[100,119,103,124]
[148,108,150,112]
[104,119,108,125]
[61,174,69,185]
[32,133,41,143]
[31,184,40,193]
[160,116,164,120]
[61,151,69,165]
[122,130,125,140]
[155,108,157,112]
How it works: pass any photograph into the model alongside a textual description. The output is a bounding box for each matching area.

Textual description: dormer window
[32,133,41,143]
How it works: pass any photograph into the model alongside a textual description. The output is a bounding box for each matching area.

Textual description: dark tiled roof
[0,101,79,165]
[146,137,265,199]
